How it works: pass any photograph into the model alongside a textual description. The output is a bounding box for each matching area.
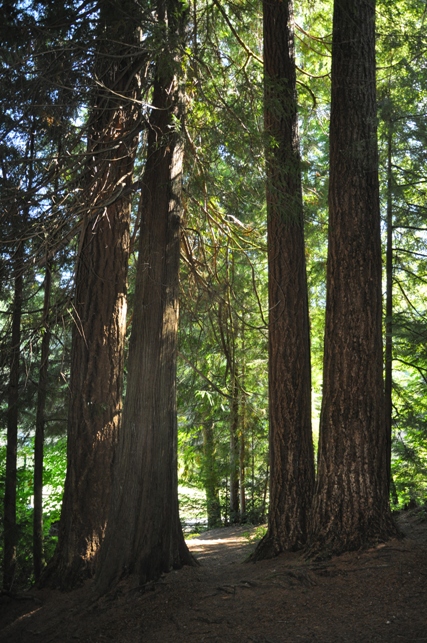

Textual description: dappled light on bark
[40,0,142,590]
[94,0,197,595]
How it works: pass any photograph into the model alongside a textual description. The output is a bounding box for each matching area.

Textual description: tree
[95,0,195,594]
[376,0,427,507]
[42,0,142,588]
[3,221,24,591]
[2,113,36,589]
[308,0,398,556]
[252,0,315,559]
[4,0,427,592]
[177,0,269,529]
[33,261,52,580]
[0,1,79,587]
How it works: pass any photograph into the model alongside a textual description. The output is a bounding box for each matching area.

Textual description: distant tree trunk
[95,0,196,595]
[250,430,256,515]
[229,368,240,523]
[33,260,52,581]
[217,269,241,524]
[3,234,24,591]
[239,414,246,519]
[252,0,314,560]
[239,330,247,519]
[261,462,269,523]
[307,0,398,556]
[203,423,221,528]
[42,2,141,589]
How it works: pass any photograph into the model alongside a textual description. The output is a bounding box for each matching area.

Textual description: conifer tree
[42,0,143,588]
[95,0,196,593]
[252,0,314,559]
[308,0,398,555]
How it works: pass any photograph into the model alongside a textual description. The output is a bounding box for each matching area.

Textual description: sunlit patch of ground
[187,525,264,565]
[1,515,427,643]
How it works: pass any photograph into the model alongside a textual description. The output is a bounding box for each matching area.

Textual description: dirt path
[1,514,427,642]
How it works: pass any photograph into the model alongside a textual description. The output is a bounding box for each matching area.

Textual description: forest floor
[1,510,426,643]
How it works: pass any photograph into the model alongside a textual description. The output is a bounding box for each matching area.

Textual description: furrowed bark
[251,0,314,560]
[307,0,399,557]
[41,1,142,589]
[95,0,196,595]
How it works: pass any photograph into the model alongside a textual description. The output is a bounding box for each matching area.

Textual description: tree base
[94,533,199,598]
[305,515,403,561]
[39,553,94,591]
[247,534,282,562]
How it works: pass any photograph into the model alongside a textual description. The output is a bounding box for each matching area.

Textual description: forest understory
[0,509,426,643]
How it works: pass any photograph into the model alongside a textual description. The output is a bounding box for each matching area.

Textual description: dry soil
[1,510,426,642]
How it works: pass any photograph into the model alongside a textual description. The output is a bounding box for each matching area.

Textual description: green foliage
[296,0,331,444]
[242,524,267,544]
[0,434,67,586]
[1,0,427,587]
[178,485,208,532]
[177,0,269,527]
[375,0,427,507]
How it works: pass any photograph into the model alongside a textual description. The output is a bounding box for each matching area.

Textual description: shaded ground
[1,510,427,642]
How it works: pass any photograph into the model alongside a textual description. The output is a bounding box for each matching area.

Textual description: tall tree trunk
[4,126,34,590]
[384,125,393,499]
[42,1,141,589]
[33,261,52,581]
[3,236,24,591]
[307,0,398,556]
[95,0,196,595]
[252,0,314,559]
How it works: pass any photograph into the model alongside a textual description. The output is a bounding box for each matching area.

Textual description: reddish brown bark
[307,0,398,557]
[95,0,195,595]
[252,0,315,560]
[42,2,141,589]
[384,126,393,498]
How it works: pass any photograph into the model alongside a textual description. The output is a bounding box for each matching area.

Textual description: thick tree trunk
[95,0,195,595]
[252,0,314,560]
[3,238,23,591]
[307,0,398,557]
[42,2,141,589]
[33,261,52,581]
